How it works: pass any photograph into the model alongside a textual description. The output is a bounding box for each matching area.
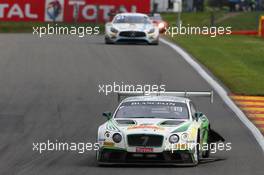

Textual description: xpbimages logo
[32,24,100,37]
[165,24,232,37]
[32,140,100,154]
[98,82,166,95]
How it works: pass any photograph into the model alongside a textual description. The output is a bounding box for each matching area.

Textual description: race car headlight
[148,28,155,34]
[110,27,118,33]
[112,133,122,143]
[181,133,189,141]
[104,131,110,138]
[158,22,165,29]
[169,134,179,143]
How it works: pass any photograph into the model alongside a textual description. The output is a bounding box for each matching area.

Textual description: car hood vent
[116,120,136,125]
[159,120,185,126]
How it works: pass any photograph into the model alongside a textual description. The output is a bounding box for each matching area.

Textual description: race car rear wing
[117,91,214,103]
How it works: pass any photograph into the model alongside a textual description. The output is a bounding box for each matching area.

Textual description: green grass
[216,12,263,30]
[0,22,43,33]
[162,11,263,30]
[162,11,264,95]
[169,35,264,95]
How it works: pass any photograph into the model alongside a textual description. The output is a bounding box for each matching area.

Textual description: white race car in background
[97,91,225,166]
[105,13,159,45]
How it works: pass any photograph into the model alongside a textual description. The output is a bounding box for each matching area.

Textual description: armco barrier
[0,0,150,23]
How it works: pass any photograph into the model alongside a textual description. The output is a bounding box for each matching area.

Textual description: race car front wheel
[202,148,210,158]
[193,130,200,165]
[202,126,211,158]
[105,37,114,44]
[149,39,159,45]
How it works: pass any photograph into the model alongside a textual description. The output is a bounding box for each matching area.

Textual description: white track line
[160,38,264,152]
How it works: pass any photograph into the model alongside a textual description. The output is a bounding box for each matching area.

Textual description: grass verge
[162,11,263,30]
[168,34,264,95]
[163,12,264,95]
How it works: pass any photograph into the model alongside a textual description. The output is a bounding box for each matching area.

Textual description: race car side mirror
[102,112,112,120]
[194,112,203,121]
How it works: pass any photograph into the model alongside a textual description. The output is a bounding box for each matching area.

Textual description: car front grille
[127,134,163,147]
[119,31,146,37]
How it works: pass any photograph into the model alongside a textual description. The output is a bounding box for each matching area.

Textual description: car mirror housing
[194,112,203,121]
[102,112,112,120]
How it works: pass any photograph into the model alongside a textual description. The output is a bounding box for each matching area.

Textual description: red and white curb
[231,95,264,134]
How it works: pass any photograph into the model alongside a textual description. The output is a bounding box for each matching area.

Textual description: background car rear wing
[117,91,214,103]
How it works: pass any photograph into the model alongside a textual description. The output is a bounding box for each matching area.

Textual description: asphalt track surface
[0,34,263,175]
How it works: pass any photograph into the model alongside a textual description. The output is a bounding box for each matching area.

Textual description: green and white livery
[97,91,224,166]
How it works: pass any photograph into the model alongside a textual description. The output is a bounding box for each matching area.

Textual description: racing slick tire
[149,39,159,45]
[202,125,211,158]
[105,37,114,44]
[194,130,201,165]
[202,148,210,158]
[96,150,105,166]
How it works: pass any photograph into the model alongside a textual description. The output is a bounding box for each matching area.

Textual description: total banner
[0,0,150,22]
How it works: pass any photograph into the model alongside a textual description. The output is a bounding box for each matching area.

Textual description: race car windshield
[150,16,162,21]
[113,15,151,24]
[115,101,189,119]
